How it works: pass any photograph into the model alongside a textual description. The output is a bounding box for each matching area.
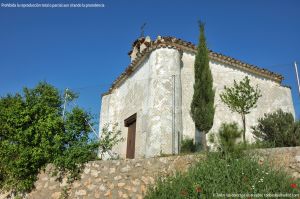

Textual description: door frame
[124,113,137,159]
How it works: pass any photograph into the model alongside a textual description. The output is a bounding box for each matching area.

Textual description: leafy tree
[220,76,261,143]
[190,22,215,150]
[252,109,300,147]
[52,107,99,182]
[0,82,99,195]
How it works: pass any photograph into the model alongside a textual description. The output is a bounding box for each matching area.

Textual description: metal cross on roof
[140,23,146,38]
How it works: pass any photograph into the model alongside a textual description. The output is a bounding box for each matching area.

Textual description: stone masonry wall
[1,147,300,199]
[26,154,202,199]
[252,146,300,179]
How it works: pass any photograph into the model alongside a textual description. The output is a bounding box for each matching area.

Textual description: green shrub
[208,123,242,154]
[234,140,275,152]
[218,123,242,153]
[180,138,197,153]
[252,109,300,147]
[145,152,300,198]
[98,123,124,160]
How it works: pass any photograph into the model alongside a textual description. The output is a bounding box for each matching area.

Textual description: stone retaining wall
[252,146,300,178]
[1,147,300,199]
[27,154,203,199]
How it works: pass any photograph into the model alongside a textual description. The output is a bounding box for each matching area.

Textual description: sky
[0,0,300,130]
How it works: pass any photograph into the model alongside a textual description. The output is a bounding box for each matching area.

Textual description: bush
[98,123,124,160]
[145,152,300,198]
[180,138,197,153]
[218,123,242,153]
[234,140,275,151]
[209,123,242,154]
[252,109,300,147]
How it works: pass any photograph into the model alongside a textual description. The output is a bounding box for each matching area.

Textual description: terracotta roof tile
[102,36,284,96]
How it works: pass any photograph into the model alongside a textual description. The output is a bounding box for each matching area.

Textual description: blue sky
[1,0,299,128]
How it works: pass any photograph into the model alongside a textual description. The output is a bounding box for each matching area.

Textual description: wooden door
[126,121,136,159]
[125,113,137,159]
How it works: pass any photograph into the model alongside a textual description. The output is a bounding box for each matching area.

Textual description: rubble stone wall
[26,154,202,199]
[1,147,300,199]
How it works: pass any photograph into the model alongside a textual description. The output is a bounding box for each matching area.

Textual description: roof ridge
[103,36,284,96]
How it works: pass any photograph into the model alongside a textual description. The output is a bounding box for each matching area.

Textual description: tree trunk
[201,131,207,151]
[242,114,246,143]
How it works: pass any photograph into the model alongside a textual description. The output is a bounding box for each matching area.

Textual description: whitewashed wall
[100,48,295,158]
[100,48,182,158]
[181,51,295,146]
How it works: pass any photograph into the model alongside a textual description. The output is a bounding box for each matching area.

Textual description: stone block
[75,190,87,196]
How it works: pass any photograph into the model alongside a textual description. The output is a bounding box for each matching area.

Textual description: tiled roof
[102,36,283,96]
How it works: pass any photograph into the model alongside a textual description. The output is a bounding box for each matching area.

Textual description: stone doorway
[125,113,137,159]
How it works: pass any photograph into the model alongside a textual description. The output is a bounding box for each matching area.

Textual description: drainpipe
[172,75,176,155]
